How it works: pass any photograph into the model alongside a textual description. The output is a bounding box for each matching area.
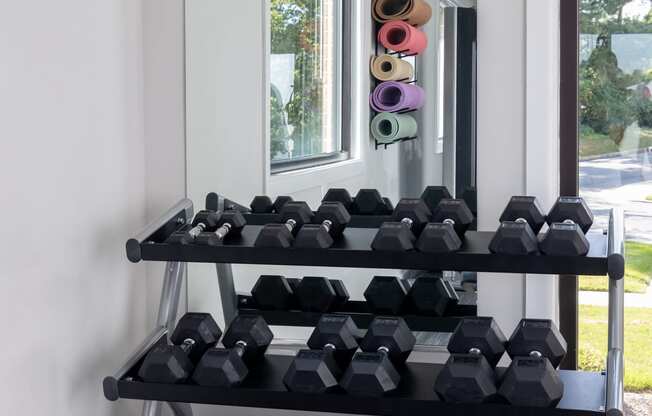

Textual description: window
[270,0,348,172]
[578,0,652,393]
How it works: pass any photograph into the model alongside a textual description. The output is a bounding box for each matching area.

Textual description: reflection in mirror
[185,0,478,341]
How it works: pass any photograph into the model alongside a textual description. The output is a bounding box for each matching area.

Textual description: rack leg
[142,261,186,415]
[167,402,193,416]
[216,263,237,326]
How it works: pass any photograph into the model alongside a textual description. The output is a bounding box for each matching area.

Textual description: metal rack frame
[105,195,625,416]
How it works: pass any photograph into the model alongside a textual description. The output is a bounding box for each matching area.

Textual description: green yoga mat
[371,112,418,144]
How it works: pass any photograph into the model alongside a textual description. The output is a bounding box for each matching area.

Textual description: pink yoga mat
[378,21,428,55]
[370,81,425,113]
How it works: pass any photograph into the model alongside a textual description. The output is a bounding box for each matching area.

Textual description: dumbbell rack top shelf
[127,198,619,278]
[110,194,626,416]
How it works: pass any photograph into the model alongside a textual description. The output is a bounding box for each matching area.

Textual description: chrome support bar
[606,208,625,416]
[126,199,194,262]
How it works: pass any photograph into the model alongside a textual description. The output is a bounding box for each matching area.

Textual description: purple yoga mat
[370,81,425,113]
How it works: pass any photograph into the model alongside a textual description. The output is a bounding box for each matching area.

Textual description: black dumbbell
[254,202,314,247]
[138,313,222,384]
[420,185,452,213]
[294,202,351,248]
[371,199,431,251]
[340,316,416,396]
[194,210,247,246]
[364,275,459,316]
[540,196,594,256]
[323,188,354,211]
[284,315,361,393]
[351,189,394,215]
[434,317,507,404]
[193,315,273,387]
[489,196,546,255]
[295,276,349,312]
[250,195,294,214]
[250,275,300,310]
[251,275,347,312]
[166,210,220,244]
[416,199,474,253]
[498,319,567,407]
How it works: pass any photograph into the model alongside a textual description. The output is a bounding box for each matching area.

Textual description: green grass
[580,241,652,293]
[580,127,652,158]
[580,305,652,392]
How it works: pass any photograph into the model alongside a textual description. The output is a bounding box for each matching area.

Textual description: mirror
[184,0,477,332]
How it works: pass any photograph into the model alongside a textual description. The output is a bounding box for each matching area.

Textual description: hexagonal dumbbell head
[251,275,295,310]
[295,276,349,312]
[352,189,387,215]
[448,317,507,368]
[340,350,401,396]
[192,315,273,387]
[138,313,222,384]
[283,315,361,394]
[254,223,294,248]
[359,317,416,364]
[250,196,274,213]
[371,222,417,251]
[191,210,221,230]
[500,196,547,234]
[507,319,567,368]
[498,355,564,407]
[432,199,474,237]
[420,186,452,213]
[294,202,351,248]
[273,196,294,213]
[381,197,394,214]
[392,199,432,235]
[539,222,590,256]
[434,353,497,404]
[364,276,410,315]
[407,276,459,317]
[340,317,415,396]
[489,220,539,255]
[416,222,463,253]
[546,196,594,233]
[195,210,247,246]
[323,188,354,210]
[279,201,314,232]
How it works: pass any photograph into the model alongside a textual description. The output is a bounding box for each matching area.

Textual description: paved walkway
[580,152,652,243]
[579,285,652,308]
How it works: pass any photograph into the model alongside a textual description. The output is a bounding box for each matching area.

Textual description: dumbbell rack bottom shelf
[107,352,606,416]
[132,224,611,276]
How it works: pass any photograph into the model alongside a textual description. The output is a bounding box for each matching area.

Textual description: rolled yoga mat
[371,112,418,144]
[378,20,428,55]
[370,81,425,113]
[371,54,414,82]
[372,0,432,27]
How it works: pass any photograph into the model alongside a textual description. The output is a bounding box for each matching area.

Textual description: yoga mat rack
[371,27,421,150]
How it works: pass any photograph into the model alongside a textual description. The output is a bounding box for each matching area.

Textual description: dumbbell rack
[104,193,626,416]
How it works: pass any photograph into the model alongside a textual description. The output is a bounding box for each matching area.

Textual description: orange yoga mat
[372,0,432,27]
[378,21,428,55]
[371,54,414,82]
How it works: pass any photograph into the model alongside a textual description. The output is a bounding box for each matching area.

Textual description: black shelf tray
[237,293,477,332]
[130,223,611,276]
[106,353,606,416]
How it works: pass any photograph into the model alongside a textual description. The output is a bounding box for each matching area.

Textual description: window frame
[269,0,352,174]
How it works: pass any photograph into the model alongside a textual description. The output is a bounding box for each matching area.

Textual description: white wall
[0,1,148,415]
[476,0,560,336]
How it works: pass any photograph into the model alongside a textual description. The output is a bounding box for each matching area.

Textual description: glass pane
[579,0,652,393]
[270,0,341,163]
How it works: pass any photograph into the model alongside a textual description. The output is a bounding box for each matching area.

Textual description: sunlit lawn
[580,128,652,158]
[580,305,652,392]
[580,241,652,293]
